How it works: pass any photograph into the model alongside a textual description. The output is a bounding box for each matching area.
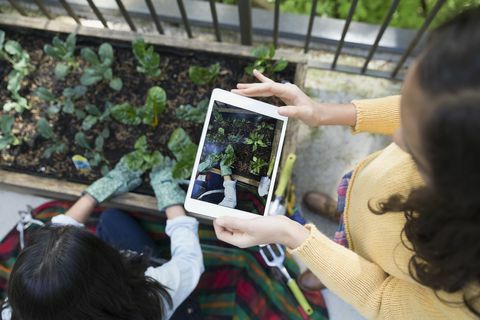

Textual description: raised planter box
[0,15,306,222]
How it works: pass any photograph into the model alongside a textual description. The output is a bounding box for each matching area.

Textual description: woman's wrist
[277,216,310,249]
[166,205,186,220]
[316,102,357,127]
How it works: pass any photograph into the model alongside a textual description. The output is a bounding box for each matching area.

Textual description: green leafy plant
[258,121,274,131]
[175,99,208,123]
[34,85,87,116]
[124,135,163,172]
[43,33,77,79]
[221,144,235,167]
[0,115,21,150]
[227,133,243,144]
[111,86,166,127]
[188,63,220,85]
[249,156,268,175]
[168,128,198,179]
[81,103,111,131]
[0,30,32,113]
[74,129,111,173]
[244,132,267,152]
[132,38,161,78]
[245,45,288,76]
[80,43,123,91]
[36,117,67,158]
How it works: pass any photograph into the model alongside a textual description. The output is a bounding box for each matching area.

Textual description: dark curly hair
[371,7,480,316]
[4,225,172,320]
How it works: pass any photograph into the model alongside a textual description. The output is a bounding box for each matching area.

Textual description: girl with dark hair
[2,157,204,320]
[213,7,480,319]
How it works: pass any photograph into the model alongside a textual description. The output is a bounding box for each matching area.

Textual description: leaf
[0,136,13,150]
[34,87,56,102]
[268,44,276,58]
[82,115,98,131]
[75,109,86,120]
[4,40,22,56]
[251,46,270,59]
[124,150,144,171]
[95,135,104,151]
[109,77,123,91]
[62,99,75,114]
[132,38,146,60]
[85,104,101,116]
[273,58,288,72]
[3,102,18,112]
[188,63,220,85]
[134,135,148,152]
[0,115,14,134]
[103,68,113,80]
[175,99,208,123]
[42,143,67,159]
[98,43,114,64]
[74,132,90,149]
[37,118,55,139]
[111,103,141,125]
[65,33,76,53]
[54,63,70,79]
[101,164,110,176]
[63,85,87,100]
[101,127,110,138]
[0,30,4,49]
[80,72,102,86]
[168,128,198,179]
[81,47,99,65]
[143,86,166,127]
[47,104,61,116]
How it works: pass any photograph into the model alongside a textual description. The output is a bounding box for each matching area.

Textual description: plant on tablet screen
[244,132,267,152]
[249,156,267,175]
[244,45,288,76]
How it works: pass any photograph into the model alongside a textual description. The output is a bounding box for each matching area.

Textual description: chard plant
[124,135,163,172]
[74,128,111,175]
[36,118,67,159]
[221,144,235,167]
[245,45,288,76]
[111,86,166,127]
[168,128,198,179]
[0,30,32,113]
[132,38,161,78]
[244,132,267,152]
[0,115,21,150]
[249,156,268,175]
[43,33,77,79]
[188,63,220,85]
[175,99,208,123]
[80,43,123,91]
[34,85,87,116]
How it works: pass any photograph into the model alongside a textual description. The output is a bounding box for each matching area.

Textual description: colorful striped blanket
[0,201,328,319]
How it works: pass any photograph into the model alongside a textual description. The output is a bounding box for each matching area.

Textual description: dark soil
[0,25,295,195]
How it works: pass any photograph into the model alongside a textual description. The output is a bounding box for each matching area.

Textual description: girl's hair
[5,225,172,320]
[371,7,480,316]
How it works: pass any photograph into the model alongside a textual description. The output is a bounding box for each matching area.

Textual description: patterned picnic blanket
[0,201,328,320]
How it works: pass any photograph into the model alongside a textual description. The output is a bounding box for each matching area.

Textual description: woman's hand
[232,70,357,128]
[213,215,309,249]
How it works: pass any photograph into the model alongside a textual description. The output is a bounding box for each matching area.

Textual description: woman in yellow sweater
[213,8,480,319]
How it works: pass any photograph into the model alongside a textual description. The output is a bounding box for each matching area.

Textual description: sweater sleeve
[351,95,401,135]
[289,224,475,319]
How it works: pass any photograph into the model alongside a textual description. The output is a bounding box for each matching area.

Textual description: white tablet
[185,88,288,220]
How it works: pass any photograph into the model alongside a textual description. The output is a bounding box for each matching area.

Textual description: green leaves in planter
[245,45,288,76]
[36,118,67,158]
[42,143,67,159]
[176,99,208,123]
[74,129,110,169]
[37,118,55,139]
[81,103,111,131]
[244,131,267,152]
[44,33,77,80]
[188,63,220,85]
[0,30,32,113]
[74,132,90,149]
[111,86,166,127]
[250,156,268,175]
[124,135,164,172]
[80,43,122,91]
[132,38,161,78]
[0,115,20,150]
[34,85,86,116]
[168,128,198,179]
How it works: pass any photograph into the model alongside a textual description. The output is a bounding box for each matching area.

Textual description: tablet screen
[191,100,284,215]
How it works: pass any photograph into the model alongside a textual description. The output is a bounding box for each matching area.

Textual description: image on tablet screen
[191,100,283,215]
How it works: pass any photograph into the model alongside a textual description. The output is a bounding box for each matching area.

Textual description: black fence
[1,0,447,79]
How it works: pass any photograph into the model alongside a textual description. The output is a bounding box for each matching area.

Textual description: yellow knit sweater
[290,96,477,319]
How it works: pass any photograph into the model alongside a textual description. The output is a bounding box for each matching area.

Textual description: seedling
[111,86,166,127]
[176,99,208,123]
[188,63,220,85]
[132,38,161,78]
[81,103,111,131]
[221,144,235,167]
[74,129,111,174]
[258,121,274,131]
[80,43,123,91]
[244,132,267,152]
[43,33,77,79]
[244,45,288,76]
[0,115,21,150]
[34,85,87,116]
[124,135,163,172]
[36,117,67,158]
[168,128,198,179]
[0,30,32,113]
[227,133,243,144]
[249,156,268,175]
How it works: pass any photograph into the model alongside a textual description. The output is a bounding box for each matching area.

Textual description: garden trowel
[258,155,276,196]
[269,154,296,216]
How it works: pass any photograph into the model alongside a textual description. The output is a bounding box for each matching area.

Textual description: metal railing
[1,0,447,79]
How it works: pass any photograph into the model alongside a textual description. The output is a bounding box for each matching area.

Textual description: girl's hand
[213,215,309,249]
[232,70,356,128]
